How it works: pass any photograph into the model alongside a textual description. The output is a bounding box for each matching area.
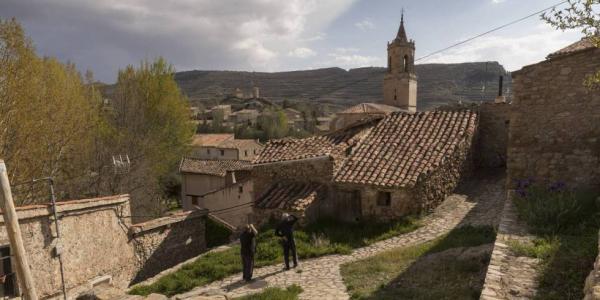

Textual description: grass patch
[234,285,303,300]
[511,180,600,299]
[508,233,598,300]
[341,225,496,299]
[206,218,233,248]
[130,217,420,296]
[507,238,560,260]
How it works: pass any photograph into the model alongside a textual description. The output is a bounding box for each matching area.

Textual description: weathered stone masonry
[0,195,207,299]
[508,46,600,188]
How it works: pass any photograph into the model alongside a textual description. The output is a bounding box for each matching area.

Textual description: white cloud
[420,24,581,71]
[288,47,317,58]
[355,19,375,31]
[492,0,506,3]
[0,0,357,81]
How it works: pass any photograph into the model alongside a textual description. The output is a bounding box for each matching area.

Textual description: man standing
[239,224,257,282]
[275,213,299,270]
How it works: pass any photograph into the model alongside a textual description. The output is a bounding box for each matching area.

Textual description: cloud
[355,19,375,31]
[0,0,357,81]
[492,0,506,3]
[288,47,317,58]
[420,24,581,71]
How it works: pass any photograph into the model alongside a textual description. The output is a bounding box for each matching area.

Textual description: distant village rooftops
[334,110,478,188]
[547,37,597,59]
[179,157,252,177]
[218,139,263,150]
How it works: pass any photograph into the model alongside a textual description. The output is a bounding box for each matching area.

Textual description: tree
[543,0,600,87]
[0,18,99,204]
[110,58,195,218]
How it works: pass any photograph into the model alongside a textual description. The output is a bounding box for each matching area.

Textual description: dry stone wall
[507,48,600,188]
[252,157,334,199]
[414,134,475,213]
[478,102,510,168]
[0,195,207,299]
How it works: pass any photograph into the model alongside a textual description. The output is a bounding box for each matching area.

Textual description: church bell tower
[383,12,417,112]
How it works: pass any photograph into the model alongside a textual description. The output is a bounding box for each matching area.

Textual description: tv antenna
[112,154,131,175]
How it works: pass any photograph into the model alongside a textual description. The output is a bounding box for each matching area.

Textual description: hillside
[174,61,511,110]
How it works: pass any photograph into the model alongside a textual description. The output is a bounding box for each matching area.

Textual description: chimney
[494,75,506,103]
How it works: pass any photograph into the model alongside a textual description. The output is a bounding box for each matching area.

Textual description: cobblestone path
[174,175,506,300]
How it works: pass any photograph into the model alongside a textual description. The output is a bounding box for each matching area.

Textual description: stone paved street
[173,174,506,300]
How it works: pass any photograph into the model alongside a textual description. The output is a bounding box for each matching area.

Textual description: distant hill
[174,61,511,111]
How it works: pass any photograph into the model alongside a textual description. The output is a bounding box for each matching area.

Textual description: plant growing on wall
[543,0,600,88]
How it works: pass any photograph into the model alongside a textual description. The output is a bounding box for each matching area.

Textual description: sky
[0,0,583,83]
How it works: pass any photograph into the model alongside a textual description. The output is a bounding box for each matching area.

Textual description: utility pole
[0,160,38,300]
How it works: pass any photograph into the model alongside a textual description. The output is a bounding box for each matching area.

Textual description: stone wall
[194,179,254,228]
[252,156,334,199]
[0,195,207,299]
[414,133,476,213]
[478,102,510,168]
[130,210,207,283]
[508,47,600,188]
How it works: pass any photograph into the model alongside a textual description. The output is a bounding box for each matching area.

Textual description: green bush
[206,218,232,248]
[512,180,598,235]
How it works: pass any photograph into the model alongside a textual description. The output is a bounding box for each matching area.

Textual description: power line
[416,0,570,62]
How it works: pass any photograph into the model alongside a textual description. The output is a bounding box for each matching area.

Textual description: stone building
[230,109,260,126]
[383,13,417,112]
[179,157,253,227]
[210,105,232,121]
[0,195,207,299]
[191,134,264,161]
[507,37,600,188]
[252,110,478,223]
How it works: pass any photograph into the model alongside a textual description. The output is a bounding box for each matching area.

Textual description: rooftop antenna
[112,154,131,175]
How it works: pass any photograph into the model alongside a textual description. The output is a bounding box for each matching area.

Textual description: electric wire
[416,0,570,62]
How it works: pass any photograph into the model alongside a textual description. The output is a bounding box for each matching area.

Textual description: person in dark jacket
[239,224,257,282]
[275,213,298,270]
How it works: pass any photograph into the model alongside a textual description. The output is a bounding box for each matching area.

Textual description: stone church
[383,13,417,112]
[331,14,418,131]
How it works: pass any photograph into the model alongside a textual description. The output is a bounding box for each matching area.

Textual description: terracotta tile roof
[253,119,377,165]
[334,110,478,188]
[179,158,252,176]
[255,181,325,211]
[192,134,234,147]
[337,103,405,114]
[547,37,597,59]
[218,139,263,150]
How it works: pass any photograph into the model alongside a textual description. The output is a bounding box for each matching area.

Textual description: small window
[206,149,210,154]
[220,150,225,156]
[0,246,15,297]
[377,192,391,206]
[239,186,244,193]
[244,150,248,157]
[191,196,198,206]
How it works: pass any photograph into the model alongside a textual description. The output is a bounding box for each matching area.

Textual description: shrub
[512,179,598,235]
[206,218,232,248]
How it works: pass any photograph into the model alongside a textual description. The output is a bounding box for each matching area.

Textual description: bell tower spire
[383,10,417,112]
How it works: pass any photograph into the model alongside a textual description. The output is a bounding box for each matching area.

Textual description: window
[0,246,15,297]
[377,191,391,206]
[403,55,409,72]
[244,150,248,157]
[394,89,397,101]
[239,186,244,193]
[206,149,210,154]
[220,150,225,156]
[191,196,198,206]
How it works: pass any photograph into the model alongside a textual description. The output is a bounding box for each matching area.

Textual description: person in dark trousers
[275,213,299,270]
[239,224,258,282]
